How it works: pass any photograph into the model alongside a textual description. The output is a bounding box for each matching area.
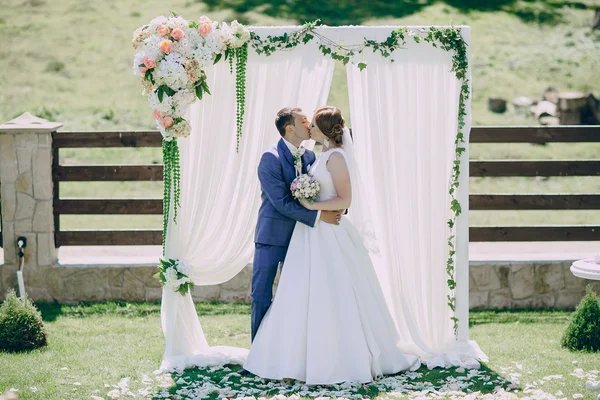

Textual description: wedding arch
[132,16,486,371]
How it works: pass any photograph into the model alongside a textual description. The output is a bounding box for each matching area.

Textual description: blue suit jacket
[254,139,318,247]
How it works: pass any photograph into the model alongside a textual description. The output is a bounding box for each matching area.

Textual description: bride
[244,106,420,384]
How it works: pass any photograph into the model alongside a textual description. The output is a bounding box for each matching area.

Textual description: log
[558,92,587,111]
[488,97,507,113]
[531,101,557,119]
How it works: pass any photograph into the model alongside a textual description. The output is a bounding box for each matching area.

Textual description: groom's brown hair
[275,107,302,137]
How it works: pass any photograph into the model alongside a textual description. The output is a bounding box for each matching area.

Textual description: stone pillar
[0,112,62,301]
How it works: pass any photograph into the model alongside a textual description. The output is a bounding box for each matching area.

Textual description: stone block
[37,232,57,265]
[470,264,502,291]
[509,264,535,300]
[46,269,65,300]
[192,285,221,302]
[108,269,124,288]
[534,263,565,294]
[122,269,146,301]
[63,268,111,301]
[15,171,33,196]
[1,183,16,221]
[469,291,489,309]
[32,149,52,200]
[1,222,17,264]
[25,286,52,302]
[555,290,585,309]
[15,218,33,232]
[33,201,53,233]
[38,133,51,148]
[0,134,18,184]
[14,133,38,149]
[16,148,32,174]
[15,192,35,220]
[145,287,163,302]
[489,288,512,309]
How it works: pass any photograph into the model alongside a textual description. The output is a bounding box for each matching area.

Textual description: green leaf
[413,36,421,43]
[195,85,203,100]
[358,62,367,71]
[157,86,164,102]
[302,33,313,44]
[214,53,222,64]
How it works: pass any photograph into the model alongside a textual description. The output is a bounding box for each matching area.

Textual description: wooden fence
[48,126,600,246]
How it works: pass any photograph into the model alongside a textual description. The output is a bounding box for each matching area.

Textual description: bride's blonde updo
[314,106,345,146]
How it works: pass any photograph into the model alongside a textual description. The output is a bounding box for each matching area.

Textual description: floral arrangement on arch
[132,14,250,141]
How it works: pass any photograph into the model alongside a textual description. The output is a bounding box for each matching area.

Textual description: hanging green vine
[250,23,469,336]
[421,27,469,336]
[235,43,248,152]
[153,21,470,334]
[162,140,181,254]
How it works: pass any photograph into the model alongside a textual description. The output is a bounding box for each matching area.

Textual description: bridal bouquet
[291,174,320,204]
[132,14,250,141]
[154,258,194,295]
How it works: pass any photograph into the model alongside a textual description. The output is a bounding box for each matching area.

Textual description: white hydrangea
[148,91,174,114]
[154,54,189,90]
[172,90,196,110]
[229,20,251,48]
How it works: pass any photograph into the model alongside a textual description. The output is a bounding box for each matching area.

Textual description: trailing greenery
[158,22,469,332]
[162,140,180,254]
[0,290,48,353]
[561,285,600,352]
[234,43,248,151]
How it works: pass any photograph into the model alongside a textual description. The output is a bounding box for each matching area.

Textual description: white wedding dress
[244,146,420,385]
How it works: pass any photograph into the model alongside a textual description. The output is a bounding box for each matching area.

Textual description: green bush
[0,290,47,352]
[561,286,600,352]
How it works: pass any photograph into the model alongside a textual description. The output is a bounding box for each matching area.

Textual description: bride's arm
[300,152,351,211]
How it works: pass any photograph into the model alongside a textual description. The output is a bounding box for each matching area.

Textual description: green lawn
[1,303,599,399]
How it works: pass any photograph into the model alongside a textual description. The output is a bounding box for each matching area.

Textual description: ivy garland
[155,19,469,333]
[250,23,469,335]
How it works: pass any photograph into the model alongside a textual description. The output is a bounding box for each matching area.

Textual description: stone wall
[1,261,597,309]
[470,261,600,309]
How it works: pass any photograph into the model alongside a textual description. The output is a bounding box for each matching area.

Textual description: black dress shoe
[238,368,251,376]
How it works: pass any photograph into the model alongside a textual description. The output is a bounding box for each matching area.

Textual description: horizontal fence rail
[49,126,600,246]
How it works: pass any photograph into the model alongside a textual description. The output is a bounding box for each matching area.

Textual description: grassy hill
[1,0,599,231]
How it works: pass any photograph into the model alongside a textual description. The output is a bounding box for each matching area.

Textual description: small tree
[0,289,47,352]
[561,285,600,352]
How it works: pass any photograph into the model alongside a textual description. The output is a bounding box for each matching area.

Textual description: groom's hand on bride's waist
[320,210,343,225]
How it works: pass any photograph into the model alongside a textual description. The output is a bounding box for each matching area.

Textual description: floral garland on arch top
[133,16,469,335]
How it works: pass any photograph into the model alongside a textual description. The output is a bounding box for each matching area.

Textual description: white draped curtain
[161,35,335,370]
[161,25,485,372]
[344,27,485,367]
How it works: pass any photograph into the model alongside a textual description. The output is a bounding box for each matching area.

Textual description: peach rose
[198,17,213,36]
[157,24,170,36]
[171,27,184,41]
[161,117,174,128]
[142,57,155,69]
[152,110,161,120]
[159,40,172,54]
[139,66,148,73]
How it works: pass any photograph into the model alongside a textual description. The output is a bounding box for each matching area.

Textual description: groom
[251,107,342,340]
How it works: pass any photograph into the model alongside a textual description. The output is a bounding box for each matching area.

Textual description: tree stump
[559,92,586,125]
[488,97,507,113]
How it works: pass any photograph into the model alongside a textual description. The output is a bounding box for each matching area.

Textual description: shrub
[561,285,600,352]
[0,290,47,352]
